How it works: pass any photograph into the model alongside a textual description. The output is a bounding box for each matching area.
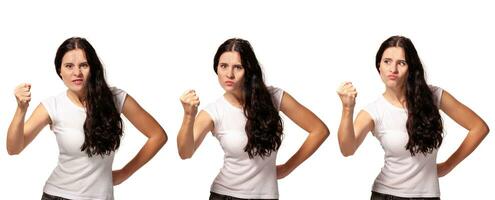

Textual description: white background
[0,0,493,199]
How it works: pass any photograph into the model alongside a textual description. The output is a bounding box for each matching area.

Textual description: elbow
[475,120,490,137]
[323,127,330,139]
[6,147,21,156]
[178,151,192,160]
[152,128,167,148]
[482,121,490,135]
[315,124,330,140]
[177,144,193,160]
[341,149,355,157]
[6,141,23,155]
[339,144,355,157]
[160,130,168,146]
[341,151,354,157]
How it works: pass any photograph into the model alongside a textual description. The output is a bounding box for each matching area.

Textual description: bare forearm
[177,115,195,159]
[7,107,27,154]
[445,123,489,169]
[338,108,356,156]
[285,127,329,171]
[122,131,166,176]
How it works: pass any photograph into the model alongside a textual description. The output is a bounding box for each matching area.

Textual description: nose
[389,63,399,74]
[73,67,83,77]
[226,67,234,79]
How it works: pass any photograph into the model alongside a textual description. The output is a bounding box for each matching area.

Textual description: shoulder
[109,86,127,97]
[267,85,284,96]
[364,96,383,110]
[362,97,384,121]
[109,86,128,112]
[41,91,65,108]
[267,85,284,109]
[428,84,444,106]
[202,97,226,127]
[203,97,224,114]
[428,84,443,94]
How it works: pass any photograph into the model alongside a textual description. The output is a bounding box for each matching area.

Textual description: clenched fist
[14,83,32,109]
[337,82,357,109]
[180,89,200,116]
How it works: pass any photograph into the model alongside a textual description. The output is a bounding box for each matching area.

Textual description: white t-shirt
[41,87,127,200]
[203,86,284,199]
[363,85,443,198]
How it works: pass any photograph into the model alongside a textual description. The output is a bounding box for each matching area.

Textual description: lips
[72,79,84,85]
[225,81,234,86]
[387,75,398,80]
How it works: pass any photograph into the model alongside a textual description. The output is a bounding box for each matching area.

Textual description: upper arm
[23,103,51,147]
[352,110,375,148]
[191,110,214,151]
[122,95,166,139]
[439,90,488,132]
[280,92,328,134]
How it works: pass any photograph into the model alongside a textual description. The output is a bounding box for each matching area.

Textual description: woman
[337,36,489,199]
[177,38,329,200]
[7,37,167,200]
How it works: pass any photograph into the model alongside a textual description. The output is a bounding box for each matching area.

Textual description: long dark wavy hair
[375,36,443,156]
[55,37,123,157]
[214,38,283,159]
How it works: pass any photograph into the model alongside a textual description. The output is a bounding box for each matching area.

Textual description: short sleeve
[267,86,284,110]
[362,100,380,134]
[363,104,378,123]
[41,96,57,126]
[429,85,443,107]
[203,102,219,131]
[110,87,127,113]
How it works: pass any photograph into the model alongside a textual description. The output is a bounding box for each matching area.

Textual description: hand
[437,162,453,177]
[276,164,293,179]
[337,82,357,109]
[180,89,200,116]
[14,83,32,110]
[112,169,130,186]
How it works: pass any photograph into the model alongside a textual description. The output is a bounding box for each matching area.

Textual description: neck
[384,86,407,107]
[224,90,244,108]
[67,90,86,107]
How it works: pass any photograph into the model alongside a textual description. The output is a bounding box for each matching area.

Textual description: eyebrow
[219,62,242,66]
[63,62,89,65]
[383,58,406,62]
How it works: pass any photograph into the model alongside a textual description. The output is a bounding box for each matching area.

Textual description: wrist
[342,106,355,113]
[444,158,458,170]
[120,166,134,177]
[183,113,196,120]
[16,106,28,114]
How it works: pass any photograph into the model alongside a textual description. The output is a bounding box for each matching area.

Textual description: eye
[80,63,89,68]
[399,61,407,66]
[234,65,243,70]
[383,59,391,64]
[64,64,73,69]
[219,64,227,69]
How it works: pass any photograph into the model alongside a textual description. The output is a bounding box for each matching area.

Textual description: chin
[69,86,85,93]
[385,81,399,88]
[222,86,239,93]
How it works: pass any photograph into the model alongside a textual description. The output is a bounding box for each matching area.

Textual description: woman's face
[60,49,90,95]
[379,47,408,90]
[217,51,245,94]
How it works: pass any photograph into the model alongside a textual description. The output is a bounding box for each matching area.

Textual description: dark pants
[371,191,440,200]
[41,193,70,200]
[209,192,278,200]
